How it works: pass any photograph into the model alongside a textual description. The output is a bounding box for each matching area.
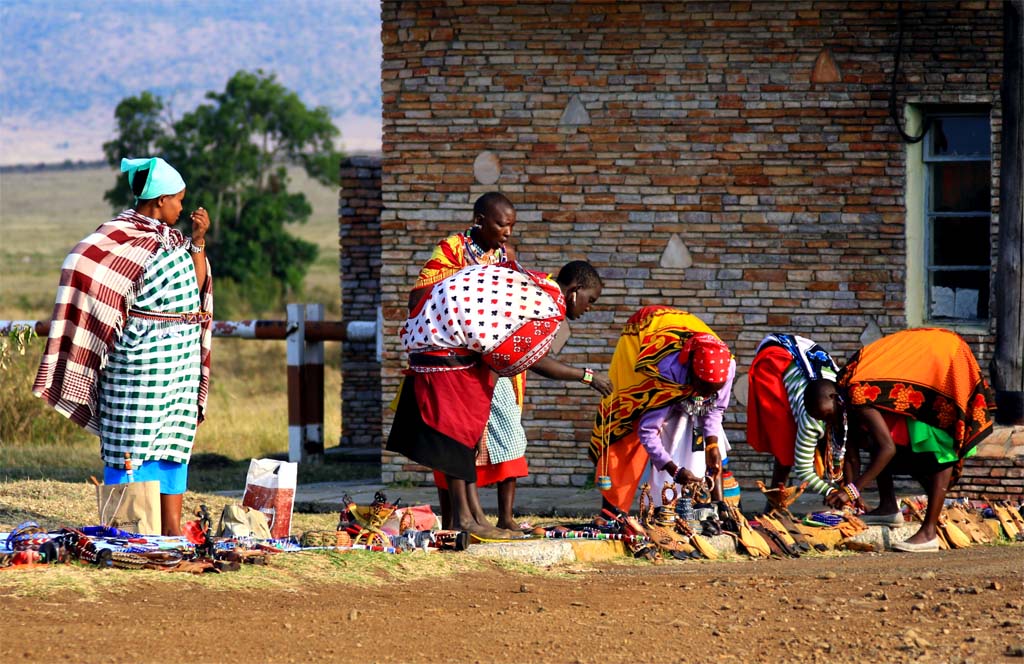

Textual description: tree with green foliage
[103,70,343,311]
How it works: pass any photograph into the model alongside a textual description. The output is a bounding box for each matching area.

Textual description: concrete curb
[848,524,920,550]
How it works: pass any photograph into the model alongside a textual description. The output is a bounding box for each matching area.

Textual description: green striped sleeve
[784,364,836,496]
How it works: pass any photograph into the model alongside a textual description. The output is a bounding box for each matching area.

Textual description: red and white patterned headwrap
[680,332,731,384]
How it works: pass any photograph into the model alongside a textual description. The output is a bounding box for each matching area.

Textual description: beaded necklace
[464,228,504,264]
[680,393,717,418]
[824,395,849,482]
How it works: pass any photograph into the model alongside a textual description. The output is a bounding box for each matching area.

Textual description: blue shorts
[104,459,188,495]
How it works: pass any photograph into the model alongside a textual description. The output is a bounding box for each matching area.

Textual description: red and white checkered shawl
[33,209,213,435]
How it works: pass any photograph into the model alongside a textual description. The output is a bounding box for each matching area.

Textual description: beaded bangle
[189,241,206,254]
[704,442,719,452]
[843,483,860,503]
[581,367,594,385]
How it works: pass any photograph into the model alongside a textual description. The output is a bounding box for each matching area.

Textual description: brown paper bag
[96,480,161,535]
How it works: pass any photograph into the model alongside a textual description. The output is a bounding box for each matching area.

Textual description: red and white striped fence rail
[1,304,381,465]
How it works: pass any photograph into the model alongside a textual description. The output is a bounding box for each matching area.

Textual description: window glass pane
[929,270,989,320]
[931,216,991,267]
[930,116,991,158]
[931,162,990,212]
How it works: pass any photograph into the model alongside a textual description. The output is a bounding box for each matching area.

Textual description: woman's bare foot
[495,518,523,532]
[461,522,513,539]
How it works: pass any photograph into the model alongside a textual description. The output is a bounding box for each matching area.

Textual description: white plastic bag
[241,458,297,538]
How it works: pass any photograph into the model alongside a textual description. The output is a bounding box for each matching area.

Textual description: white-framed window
[905,105,994,329]
[921,111,992,323]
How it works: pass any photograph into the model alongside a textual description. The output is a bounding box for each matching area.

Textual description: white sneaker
[891,538,940,552]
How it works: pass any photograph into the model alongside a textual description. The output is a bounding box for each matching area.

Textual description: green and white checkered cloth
[484,376,528,465]
[98,246,202,468]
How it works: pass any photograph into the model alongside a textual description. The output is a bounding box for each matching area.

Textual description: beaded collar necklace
[465,228,504,263]
[681,394,717,417]
[825,395,849,481]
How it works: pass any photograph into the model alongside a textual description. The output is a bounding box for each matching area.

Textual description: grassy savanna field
[0,165,373,491]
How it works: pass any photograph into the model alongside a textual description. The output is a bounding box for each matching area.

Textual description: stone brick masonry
[345,1,1010,494]
[340,157,383,449]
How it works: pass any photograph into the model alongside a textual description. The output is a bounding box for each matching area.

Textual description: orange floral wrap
[838,328,996,468]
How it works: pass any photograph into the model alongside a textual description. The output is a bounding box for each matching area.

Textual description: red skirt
[385,365,496,483]
[433,456,529,490]
[746,345,798,466]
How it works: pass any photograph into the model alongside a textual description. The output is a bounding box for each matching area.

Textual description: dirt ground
[2,546,1022,663]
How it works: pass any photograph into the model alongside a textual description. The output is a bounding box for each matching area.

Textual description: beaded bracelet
[843,483,860,503]
[581,367,594,385]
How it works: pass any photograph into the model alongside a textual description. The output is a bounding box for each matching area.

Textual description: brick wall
[376,1,1005,486]
[339,156,384,449]
[950,457,1024,501]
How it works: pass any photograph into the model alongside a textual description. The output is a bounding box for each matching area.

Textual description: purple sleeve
[637,405,675,471]
[697,359,736,441]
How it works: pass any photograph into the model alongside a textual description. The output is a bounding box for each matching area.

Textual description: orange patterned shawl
[838,328,996,461]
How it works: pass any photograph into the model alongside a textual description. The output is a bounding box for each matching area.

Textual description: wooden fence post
[303,303,325,461]
[286,303,305,463]
[287,303,326,463]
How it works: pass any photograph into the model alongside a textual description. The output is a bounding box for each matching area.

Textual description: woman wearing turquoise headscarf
[35,157,213,535]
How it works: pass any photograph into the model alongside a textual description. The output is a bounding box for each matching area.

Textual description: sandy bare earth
[1,546,1022,663]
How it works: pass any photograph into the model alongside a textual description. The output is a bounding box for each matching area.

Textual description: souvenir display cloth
[589,307,722,511]
[837,328,995,482]
[33,210,212,444]
[402,262,565,377]
[747,334,845,495]
[97,245,203,467]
